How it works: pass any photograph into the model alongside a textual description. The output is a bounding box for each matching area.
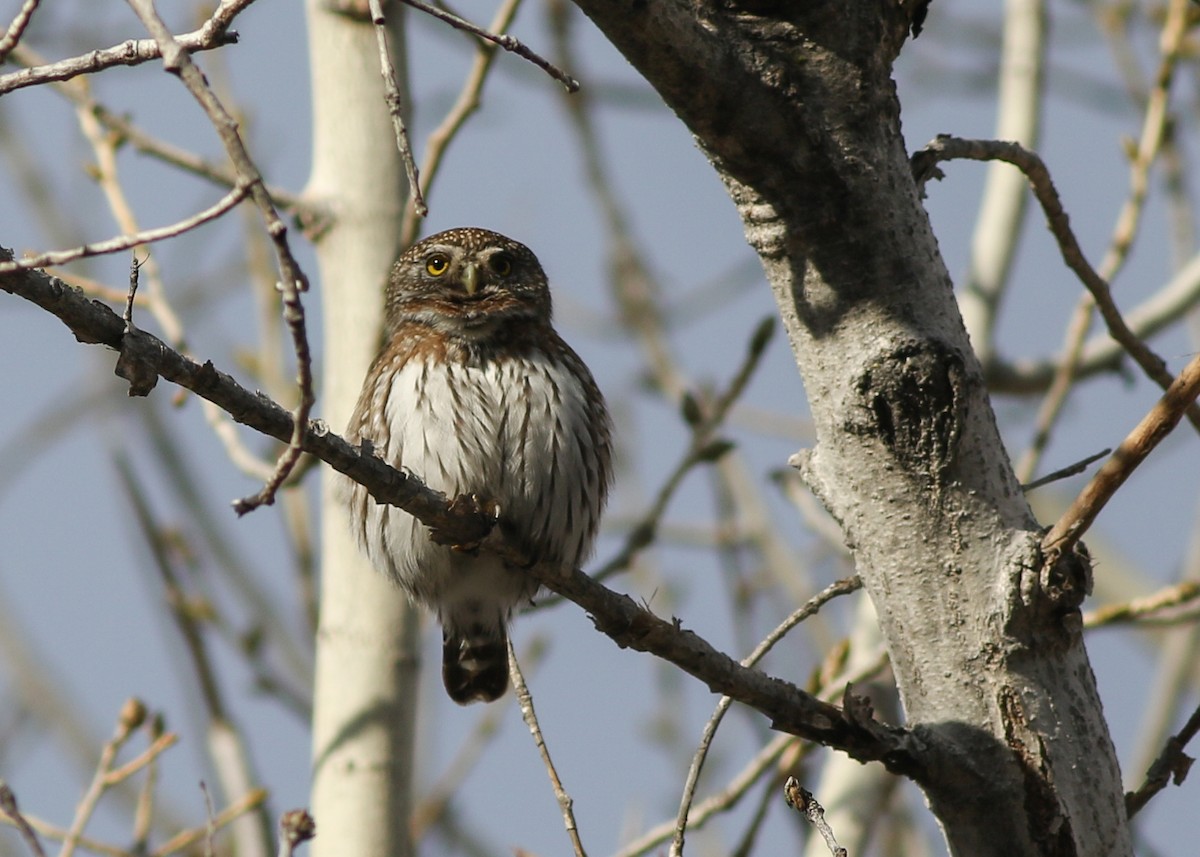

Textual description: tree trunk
[305,5,419,857]
[569,3,1131,854]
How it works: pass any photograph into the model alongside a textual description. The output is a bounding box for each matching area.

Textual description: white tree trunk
[305,5,419,857]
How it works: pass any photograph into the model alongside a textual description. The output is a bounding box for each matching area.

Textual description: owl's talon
[430,493,499,550]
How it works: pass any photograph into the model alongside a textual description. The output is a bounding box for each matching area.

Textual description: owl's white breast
[342,348,604,623]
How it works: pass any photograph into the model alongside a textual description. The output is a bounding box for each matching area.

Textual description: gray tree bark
[569,3,1130,855]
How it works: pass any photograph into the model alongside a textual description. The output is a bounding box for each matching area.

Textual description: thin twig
[0,0,40,64]
[1125,699,1200,818]
[412,640,543,839]
[1041,350,1200,560]
[0,2,248,96]
[590,318,776,585]
[508,642,587,857]
[398,0,522,247]
[784,778,847,857]
[149,789,268,857]
[0,184,250,275]
[615,650,888,857]
[912,134,1200,435]
[8,42,305,213]
[1016,0,1191,479]
[60,702,148,857]
[1083,580,1200,628]
[1021,448,1110,492]
[103,733,180,786]
[669,577,862,857]
[367,0,426,218]
[400,0,577,91]
[112,452,273,856]
[0,780,47,857]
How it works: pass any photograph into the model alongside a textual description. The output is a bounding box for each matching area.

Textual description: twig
[0,3,247,96]
[125,0,315,515]
[7,42,305,214]
[508,642,587,857]
[398,0,522,247]
[61,700,149,857]
[669,576,862,856]
[912,135,1200,435]
[590,318,776,585]
[0,184,250,275]
[412,640,541,838]
[367,0,426,218]
[400,0,577,91]
[278,810,316,857]
[615,650,889,857]
[1021,448,1110,492]
[151,789,269,857]
[104,733,180,786]
[0,780,47,857]
[1083,580,1200,628]
[200,782,217,857]
[0,0,40,65]
[112,452,273,857]
[1041,350,1200,560]
[784,778,847,857]
[1016,0,1190,480]
[124,255,144,327]
[1125,699,1200,818]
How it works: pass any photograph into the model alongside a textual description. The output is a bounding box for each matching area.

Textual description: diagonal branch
[125,0,314,515]
[1,254,915,770]
[912,135,1200,435]
[0,0,250,95]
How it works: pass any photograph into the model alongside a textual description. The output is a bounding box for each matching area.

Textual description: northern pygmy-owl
[339,227,613,704]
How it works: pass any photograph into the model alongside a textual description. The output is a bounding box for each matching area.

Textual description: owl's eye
[489,254,514,277]
[425,254,450,276]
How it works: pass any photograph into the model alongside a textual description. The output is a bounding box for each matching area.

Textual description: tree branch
[1,254,914,769]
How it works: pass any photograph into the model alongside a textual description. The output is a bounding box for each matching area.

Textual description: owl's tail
[442,623,509,704]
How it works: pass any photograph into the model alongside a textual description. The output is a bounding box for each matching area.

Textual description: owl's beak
[462,262,479,296]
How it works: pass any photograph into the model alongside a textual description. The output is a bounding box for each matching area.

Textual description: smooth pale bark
[305,5,419,857]
[570,3,1131,855]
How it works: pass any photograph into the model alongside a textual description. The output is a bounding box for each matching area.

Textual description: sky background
[1,1,1199,855]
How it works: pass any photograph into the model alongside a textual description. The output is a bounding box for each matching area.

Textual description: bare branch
[0,184,250,275]
[399,0,522,247]
[0,5,246,96]
[1,257,913,769]
[912,135,1200,435]
[400,0,577,91]
[1041,350,1200,559]
[670,576,862,856]
[1084,581,1200,628]
[1021,448,1110,492]
[125,0,314,515]
[367,0,425,218]
[1125,699,1200,818]
[508,642,587,857]
[784,778,847,857]
[0,0,40,65]
[0,780,47,857]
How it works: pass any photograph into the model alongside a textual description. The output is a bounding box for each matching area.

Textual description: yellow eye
[489,254,513,277]
[425,254,450,276]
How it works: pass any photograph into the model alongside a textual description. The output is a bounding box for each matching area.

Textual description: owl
[339,227,613,704]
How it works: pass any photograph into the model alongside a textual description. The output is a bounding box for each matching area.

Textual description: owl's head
[385,228,552,337]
